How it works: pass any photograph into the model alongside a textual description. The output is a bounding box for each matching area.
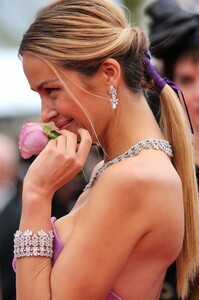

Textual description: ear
[99,58,121,87]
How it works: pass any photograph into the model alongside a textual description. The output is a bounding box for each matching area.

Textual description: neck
[101,92,164,162]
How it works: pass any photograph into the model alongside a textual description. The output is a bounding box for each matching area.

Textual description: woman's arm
[16,129,92,300]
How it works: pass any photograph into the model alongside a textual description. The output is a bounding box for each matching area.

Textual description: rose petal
[19,121,49,159]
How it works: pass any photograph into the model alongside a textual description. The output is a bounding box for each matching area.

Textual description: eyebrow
[34,79,59,91]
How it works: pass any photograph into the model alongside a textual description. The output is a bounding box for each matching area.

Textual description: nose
[41,98,58,123]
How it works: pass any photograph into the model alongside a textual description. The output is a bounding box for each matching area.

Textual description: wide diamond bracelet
[14,229,54,259]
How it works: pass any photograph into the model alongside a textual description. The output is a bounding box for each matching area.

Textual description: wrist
[20,188,52,232]
[22,178,54,203]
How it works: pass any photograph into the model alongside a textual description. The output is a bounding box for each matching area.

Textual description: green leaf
[48,130,61,140]
[41,122,61,140]
[41,122,52,136]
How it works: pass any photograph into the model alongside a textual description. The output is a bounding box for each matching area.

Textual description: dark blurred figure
[0,279,3,300]
[145,1,199,299]
[0,134,21,300]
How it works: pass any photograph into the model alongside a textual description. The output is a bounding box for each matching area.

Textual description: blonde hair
[19,0,148,93]
[19,0,199,298]
[160,85,199,298]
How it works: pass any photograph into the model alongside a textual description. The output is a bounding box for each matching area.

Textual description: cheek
[58,94,86,121]
[180,88,194,105]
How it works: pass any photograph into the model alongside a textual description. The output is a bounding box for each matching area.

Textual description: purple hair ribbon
[144,50,194,134]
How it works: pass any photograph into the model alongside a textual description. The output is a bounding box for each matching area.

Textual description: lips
[55,119,73,130]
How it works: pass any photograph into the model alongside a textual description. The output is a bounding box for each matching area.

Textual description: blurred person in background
[0,134,21,300]
[145,0,199,299]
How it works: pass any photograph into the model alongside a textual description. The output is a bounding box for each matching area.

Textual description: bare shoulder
[92,155,183,217]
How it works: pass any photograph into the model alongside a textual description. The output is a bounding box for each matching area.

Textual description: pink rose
[19,121,49,159]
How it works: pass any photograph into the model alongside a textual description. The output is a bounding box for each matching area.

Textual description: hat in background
[145,0,199,59]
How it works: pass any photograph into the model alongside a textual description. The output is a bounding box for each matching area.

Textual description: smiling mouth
[55,119,73,130]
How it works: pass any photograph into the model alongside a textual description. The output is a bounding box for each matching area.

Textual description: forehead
[22,54,83,90]
[23,54,56,83]
[174,56,199,74]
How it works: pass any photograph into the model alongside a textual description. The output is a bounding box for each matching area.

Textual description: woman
[145,1,199,298]
[13,0,199,299]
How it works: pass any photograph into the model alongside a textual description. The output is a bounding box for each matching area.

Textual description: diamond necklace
[83,139,173,191]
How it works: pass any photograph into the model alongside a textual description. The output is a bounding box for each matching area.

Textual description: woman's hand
[23,128,92,200]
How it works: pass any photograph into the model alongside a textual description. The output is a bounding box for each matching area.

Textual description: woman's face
[23,54,110,140]
[173,55,199,133]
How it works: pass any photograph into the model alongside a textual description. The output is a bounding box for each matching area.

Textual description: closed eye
[44,87,61,95]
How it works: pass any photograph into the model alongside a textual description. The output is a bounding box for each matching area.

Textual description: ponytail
[144,51,199,298]
[160,84,199,299]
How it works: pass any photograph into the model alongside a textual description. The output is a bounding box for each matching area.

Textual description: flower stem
[48,130,61,140]
[41,122,98,145]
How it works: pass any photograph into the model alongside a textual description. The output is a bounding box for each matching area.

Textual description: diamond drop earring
[109,85,118,109]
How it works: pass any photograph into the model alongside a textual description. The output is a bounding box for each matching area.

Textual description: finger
[77,128,92,162]
[65,131,78,152]
[57,130,77,150]
[46,138,57,148]
[59,129,71,137]
[55,135,67,148]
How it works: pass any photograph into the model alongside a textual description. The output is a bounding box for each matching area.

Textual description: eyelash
[45,88,60,95]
